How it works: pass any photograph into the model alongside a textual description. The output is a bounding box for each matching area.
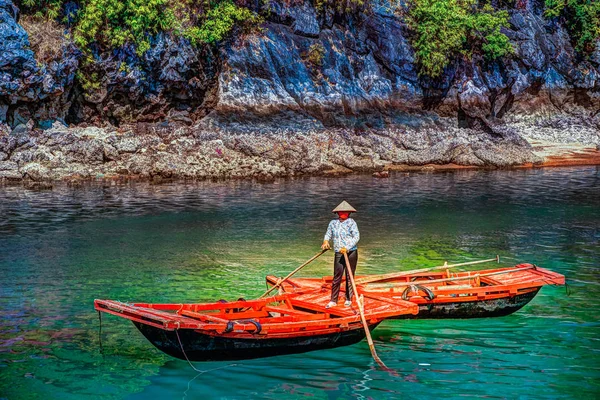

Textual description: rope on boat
[97,311,104,354]
[222,320,262,334]
[277,278,286,294]
[175,322,204,373]
[223,321,235,333]
[244,320,262,334]
[401,284,435,301]
[174,322,257,372]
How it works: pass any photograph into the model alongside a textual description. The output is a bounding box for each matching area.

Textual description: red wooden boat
[94,293,418,361]
[266,263,565,319]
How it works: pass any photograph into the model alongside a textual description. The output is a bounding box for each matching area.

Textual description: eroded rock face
[0,0,217,128]
[0,0,79,128]
[75,33,218,125]
[209,4,424,129]
[210,2,598,129]
[0,0,36,104]
[501,10,591,117]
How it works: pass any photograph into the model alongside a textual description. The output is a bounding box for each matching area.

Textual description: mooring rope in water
[97,311,104,354]
[182,363,238,400]
[175,324,204,373]
[174,325,239,375]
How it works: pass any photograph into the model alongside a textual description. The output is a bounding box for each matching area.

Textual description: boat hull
[395,288,540,319]
[133,321,379,361]
[266,263,563,320]
[95,294,415,362]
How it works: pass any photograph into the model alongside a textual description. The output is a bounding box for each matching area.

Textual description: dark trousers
[330,250,358,302]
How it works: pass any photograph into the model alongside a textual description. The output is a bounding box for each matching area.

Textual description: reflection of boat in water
[94,294,418,361]
[266,263,565,319]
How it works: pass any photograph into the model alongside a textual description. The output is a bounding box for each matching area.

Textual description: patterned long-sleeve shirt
[323,218,360,252]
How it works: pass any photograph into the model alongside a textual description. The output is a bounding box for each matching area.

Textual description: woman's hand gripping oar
[343,252,389,370]
[258,249,328,299]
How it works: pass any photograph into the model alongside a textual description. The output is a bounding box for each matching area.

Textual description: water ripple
[0,167,599,399]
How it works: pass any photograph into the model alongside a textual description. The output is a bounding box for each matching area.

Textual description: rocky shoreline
[1,114,598,186]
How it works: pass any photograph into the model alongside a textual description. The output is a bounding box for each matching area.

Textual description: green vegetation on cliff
[183,1,262,46]
[73,0,176,54]
[22,0,63,19]
[19,0,599,64]
[21,0,262,55]
[306,43,326,67]
[315,0,367,13]
[406,0,512,77]
[544,0,600,54]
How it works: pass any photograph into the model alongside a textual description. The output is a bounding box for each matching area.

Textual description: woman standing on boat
[321,201,360,308]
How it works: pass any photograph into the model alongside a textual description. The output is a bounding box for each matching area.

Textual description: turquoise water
[0,167,598,399]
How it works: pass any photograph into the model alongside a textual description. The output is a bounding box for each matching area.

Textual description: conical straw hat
[332,201,357,213]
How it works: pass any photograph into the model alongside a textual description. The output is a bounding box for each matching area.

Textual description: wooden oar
[258,249,328,299]
[355,256,500,285]
[343,252,388,370]
[362,264,535,291]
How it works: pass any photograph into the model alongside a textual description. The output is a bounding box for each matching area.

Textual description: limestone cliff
[0,0,598,182]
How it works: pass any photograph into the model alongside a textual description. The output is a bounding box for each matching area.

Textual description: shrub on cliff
[544,0,600,55]
[315,0,367,14]
[20,0,263,55]
[73,0,176,55]
[21,0,63,19]
[183,1,262,45]
[305,43,325,67]
[406,0,512,77]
